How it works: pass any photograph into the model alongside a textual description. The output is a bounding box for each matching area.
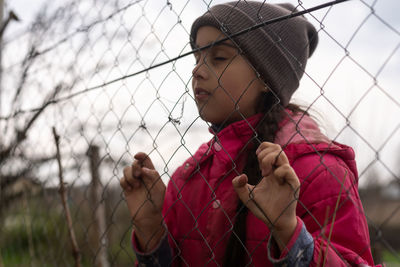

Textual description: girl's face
[192,26,265,125]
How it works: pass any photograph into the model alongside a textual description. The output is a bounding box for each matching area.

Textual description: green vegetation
[0,189,136,267]
[383,250,400,267]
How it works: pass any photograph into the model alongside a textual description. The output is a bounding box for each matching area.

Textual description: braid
[223,92,284,266]
[222,91,307,266]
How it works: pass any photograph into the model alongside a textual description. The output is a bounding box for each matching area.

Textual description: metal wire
[0,0,399,266]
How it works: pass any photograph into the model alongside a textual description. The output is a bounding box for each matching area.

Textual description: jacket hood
[275,111,358,179]
[275,111,330,146]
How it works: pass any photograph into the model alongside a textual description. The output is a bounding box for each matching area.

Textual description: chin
[197,107,241,126]
[201,113,237,126]
[197,111,220,125]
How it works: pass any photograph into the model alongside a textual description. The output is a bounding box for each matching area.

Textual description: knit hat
[190,1,318,107]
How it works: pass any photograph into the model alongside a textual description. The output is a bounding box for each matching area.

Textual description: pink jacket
[136,112,376,266]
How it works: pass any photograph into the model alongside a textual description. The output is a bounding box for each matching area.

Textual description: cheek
[219,73,257,101]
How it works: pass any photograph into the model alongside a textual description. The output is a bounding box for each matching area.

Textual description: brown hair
[223,92,306,266]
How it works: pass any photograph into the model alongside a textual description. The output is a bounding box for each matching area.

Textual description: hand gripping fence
[0,0,399,266]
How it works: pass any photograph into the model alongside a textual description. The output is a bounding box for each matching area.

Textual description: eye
[214,57,227,61]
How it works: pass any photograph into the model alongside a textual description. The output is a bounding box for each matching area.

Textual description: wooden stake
[87,145,109,267]
[53,127,81,267]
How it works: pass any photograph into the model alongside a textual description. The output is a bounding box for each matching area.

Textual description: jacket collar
[208,110,330,147]
[206,114,263,163]
[204,110,336,163]
[208,113,263,139]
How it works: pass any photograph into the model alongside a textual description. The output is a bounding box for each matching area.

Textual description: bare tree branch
[11,46,39,109]
[0,11,19,38]
[53,127,81,267]
[0,84,62,163]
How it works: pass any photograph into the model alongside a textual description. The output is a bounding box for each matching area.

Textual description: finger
[141,167,163,186]
[257,143,282,166]
[275,149,289,166]
[232,174,249,190]
[274,164,300,190]
[257,145,289,169]
[257,142,287,162]
[233,175,269,223]
[123,166,140,188]
[256,142,277,155]
[119,176,132,191]
[232,174,253,205]
[259,152,278,177]
[262,153,289,176]
[123,166,132,179]
[134,152,155,170]
[143,168,166,195]
[131,160,142,178]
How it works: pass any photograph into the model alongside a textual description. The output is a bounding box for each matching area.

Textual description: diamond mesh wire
[0,0,399,266]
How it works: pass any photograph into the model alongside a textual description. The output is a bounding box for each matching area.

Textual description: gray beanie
[190,1,318,107]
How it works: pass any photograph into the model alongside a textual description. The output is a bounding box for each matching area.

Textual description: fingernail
[256,148,260,155]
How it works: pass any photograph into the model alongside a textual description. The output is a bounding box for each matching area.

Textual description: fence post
[87,145,110,267]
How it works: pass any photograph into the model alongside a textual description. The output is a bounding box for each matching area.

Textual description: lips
[194,88,211,100]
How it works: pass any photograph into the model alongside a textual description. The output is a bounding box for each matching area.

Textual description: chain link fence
[0,0,399,266]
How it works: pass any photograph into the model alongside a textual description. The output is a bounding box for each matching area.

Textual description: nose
[192,59,207,80]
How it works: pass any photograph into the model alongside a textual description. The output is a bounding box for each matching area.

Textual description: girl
[120,1,378,266]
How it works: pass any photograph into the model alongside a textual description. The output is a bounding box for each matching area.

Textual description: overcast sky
[3,0,399,186]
